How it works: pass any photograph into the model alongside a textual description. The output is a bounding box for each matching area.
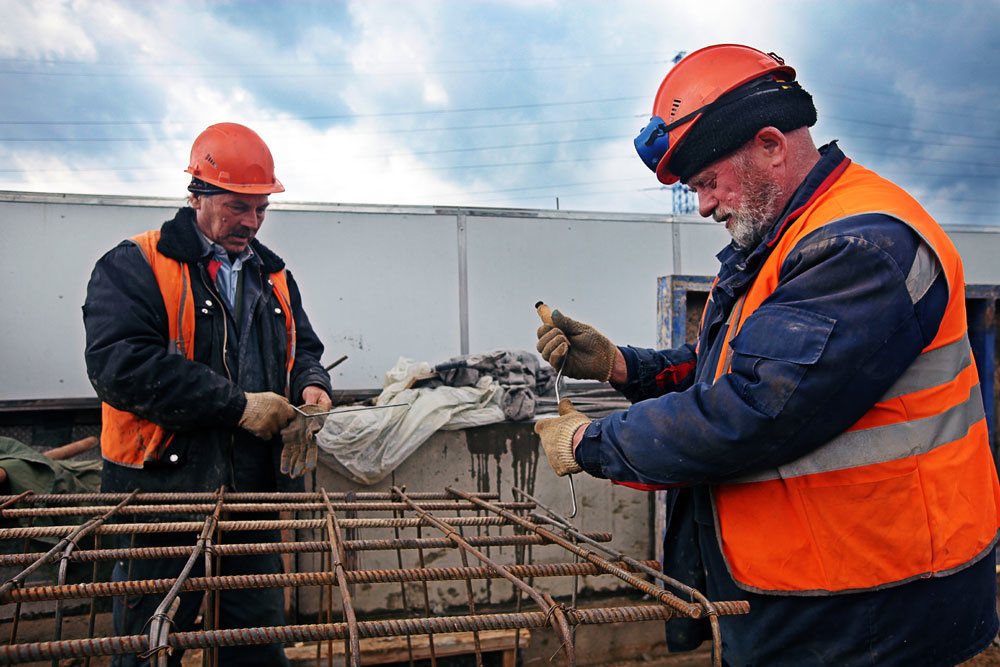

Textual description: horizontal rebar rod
[0,604,744,663]
[0,491,500,505]
[0,501,533,520]
[0,560,668,604]
[0,516,511,540]
[0,533,613,567]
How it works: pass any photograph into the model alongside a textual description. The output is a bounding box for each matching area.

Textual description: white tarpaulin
[315,357,505,485]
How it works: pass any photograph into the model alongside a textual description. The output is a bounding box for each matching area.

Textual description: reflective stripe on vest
[710,162,1000,594]
[100,230,295,468]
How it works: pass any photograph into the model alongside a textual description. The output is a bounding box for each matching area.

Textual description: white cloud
[0,0,97,58]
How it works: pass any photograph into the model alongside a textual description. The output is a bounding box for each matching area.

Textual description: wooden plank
[282,629,529,665]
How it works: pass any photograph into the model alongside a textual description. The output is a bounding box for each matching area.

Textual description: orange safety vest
[710,163,1000,594]
[100,230,297,468]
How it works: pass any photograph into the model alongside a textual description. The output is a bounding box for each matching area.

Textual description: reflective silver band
[733,383,986,483]
[879,334,972,401]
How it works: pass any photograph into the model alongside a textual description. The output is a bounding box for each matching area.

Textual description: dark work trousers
[108,439,291,667]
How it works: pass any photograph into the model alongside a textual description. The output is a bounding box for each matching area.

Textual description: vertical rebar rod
[84,532,99,667]
[391,486,576,666]
[454,517,483,667]
[414,523,437,667]
[51,536,80,667]
[8,515,35,646]
[145,492,224,667]
[391,502,416,667]
[514,486,725,667]
[319,489,360,667]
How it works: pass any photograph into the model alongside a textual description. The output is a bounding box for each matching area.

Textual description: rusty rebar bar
[0,491,500,505]
[0,501,532,520]
[515,485,731,667]
[448,487,722,620]
[0,532,614,568]
[0,490,139,599]
[0,556,663,605]
[320,489,360,667]
[391,486,577,666]
[144,493,224,666]
[0,604,690,663]
[0,516,511,540]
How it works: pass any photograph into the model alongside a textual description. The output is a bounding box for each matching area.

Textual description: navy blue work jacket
[574,143,998,665]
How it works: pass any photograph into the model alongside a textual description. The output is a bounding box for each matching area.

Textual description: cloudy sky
[1,0,998,226]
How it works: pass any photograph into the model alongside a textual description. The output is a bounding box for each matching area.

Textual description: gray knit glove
[239,392,296,440]
[536,310,617,382]
[534,398,589,476]
[280,404,326,478]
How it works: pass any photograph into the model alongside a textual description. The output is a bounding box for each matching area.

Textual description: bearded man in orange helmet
[534,45,1000,664]
[83,123,332,666]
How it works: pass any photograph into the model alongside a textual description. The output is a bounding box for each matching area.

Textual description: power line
[0,96,644,126]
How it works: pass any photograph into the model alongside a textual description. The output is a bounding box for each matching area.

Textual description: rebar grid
[0,487,748,666]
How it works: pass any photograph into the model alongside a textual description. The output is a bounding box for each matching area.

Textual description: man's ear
[754,126,786,165]
[189,193,202,210]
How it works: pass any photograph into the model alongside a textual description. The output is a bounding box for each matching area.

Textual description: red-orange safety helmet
[185,122,284,194]
[635,44,796,185]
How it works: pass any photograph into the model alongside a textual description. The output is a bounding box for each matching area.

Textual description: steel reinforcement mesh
[0,487,747,666]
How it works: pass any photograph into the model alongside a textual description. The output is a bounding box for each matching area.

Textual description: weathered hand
[302,385,332,409]
[280,403,327,478]
[536,310,617,382]
[238,392,295,440]
[534,398,590,476]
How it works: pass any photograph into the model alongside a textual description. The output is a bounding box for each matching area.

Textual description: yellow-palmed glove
[534,398,590,476]
[536,310,617,382]
[239,392,296,440]
[280,404,326,478]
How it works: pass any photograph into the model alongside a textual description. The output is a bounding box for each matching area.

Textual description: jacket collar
[714,142,851,298]
[155,206,286,274]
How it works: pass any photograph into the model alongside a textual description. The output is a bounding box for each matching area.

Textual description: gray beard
[727,159,783,249]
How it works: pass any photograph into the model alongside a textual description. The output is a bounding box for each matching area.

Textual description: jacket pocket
[729,305,835,417]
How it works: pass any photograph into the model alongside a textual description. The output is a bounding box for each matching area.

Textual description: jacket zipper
[198,266,237,487]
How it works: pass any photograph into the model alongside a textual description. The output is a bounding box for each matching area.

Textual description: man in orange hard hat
[83,123,332,666]
[533,45,1000,664]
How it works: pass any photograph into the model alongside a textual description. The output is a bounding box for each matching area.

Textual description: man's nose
[242,212,263,229]
[697,193,716,218]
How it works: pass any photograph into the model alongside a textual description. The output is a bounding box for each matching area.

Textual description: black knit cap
[668,74,817,183]
[187,177,233,195]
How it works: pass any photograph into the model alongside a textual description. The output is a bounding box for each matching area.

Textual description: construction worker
[83,122,332,666]
[534,44,1000,665]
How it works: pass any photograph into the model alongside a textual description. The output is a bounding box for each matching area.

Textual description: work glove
[536,310,617,382]
[238,392,296,440]
[280,403,327,478]
[534,398,589,476]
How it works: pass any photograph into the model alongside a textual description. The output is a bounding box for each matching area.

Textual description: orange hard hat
[185,122,284,194]
[635,44,798,185]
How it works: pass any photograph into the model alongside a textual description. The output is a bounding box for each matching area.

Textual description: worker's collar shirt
[195,229,255,313]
